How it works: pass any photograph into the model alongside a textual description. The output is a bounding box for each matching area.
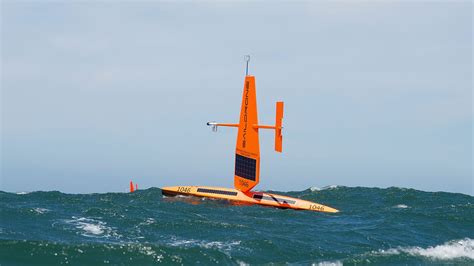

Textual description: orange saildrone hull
[161,186,339,213]
[161,57,339,213]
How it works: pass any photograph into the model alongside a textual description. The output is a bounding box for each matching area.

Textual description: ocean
[1,186,473,265]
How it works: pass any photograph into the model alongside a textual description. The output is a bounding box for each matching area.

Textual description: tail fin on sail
[206,56,284,192]
[275,101,284,152]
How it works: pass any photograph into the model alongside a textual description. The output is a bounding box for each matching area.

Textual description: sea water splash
[375,238,474,260]
[1,186,473,264]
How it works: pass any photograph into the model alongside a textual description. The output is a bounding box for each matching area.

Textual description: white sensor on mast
[244,55,250,76]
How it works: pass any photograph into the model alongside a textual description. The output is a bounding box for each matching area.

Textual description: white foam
[169,239,197,247]
[144,218,155,225]
[404,239,474,260]
[310,185,339,191]
[237,260,249,266]
[375,248,400,255]
[376,238,474,260]
[393,204,409,209]
[32,207,50,214]
[80,223,104,235]
[16,191,30,195]
[321,185,339,190]
[313,261,343,266]
[117,243,164,262]
[137,244,163,262]
[138,218,156,227]
[175,194,191,198]
[64,217,120,238]
[201,241,241,251]
[169,237,240,252]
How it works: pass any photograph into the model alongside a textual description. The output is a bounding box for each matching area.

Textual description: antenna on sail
[244,55,250,76]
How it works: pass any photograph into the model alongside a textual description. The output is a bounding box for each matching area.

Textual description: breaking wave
[375,238,474,260]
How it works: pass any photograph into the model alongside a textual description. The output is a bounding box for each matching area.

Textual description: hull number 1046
[177,187,191,193]
[309,204,325,211]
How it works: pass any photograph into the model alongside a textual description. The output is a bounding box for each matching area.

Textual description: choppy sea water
[1,186,473,265]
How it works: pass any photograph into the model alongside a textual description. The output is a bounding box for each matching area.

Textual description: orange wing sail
[206,56,284,193]
[234,76,260,192]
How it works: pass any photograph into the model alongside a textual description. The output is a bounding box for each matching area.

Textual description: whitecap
[145,218,155,224]
[64,217,120,238]
[313,261,343,266]
[16,192,30,195]
[32,208,50,214]
[80,223,104,235]
[200,240,241,251]
[138,218,155,226]
[393,204,409,209]
[310,185,339,191]
[169,239,197,247]
[321,185,339,190]
[403,238,474,260]
[237,260,249,266]
[375,238,474,260]
[168,237,241,253]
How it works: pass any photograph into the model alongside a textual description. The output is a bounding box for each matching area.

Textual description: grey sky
[1,1,472,194]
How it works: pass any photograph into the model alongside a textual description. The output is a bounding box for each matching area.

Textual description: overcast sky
[1,1,472,194]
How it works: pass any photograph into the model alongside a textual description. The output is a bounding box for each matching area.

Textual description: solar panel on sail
[235,154,256,181]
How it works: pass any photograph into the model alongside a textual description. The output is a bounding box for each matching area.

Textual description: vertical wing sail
[234,76,260,192]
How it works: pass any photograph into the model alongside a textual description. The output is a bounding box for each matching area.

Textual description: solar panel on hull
[235,154,256,181]
[197,188,238,196]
